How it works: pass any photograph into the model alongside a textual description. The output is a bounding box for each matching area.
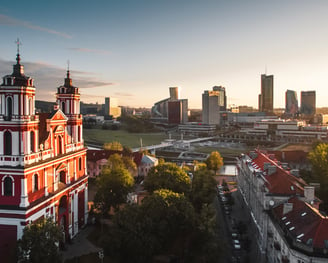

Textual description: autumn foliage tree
[205,151,224,175]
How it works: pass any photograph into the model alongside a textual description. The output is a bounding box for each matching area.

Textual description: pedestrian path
[61,226,101,262]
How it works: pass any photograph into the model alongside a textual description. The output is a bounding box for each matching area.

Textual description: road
[215,187,262,263]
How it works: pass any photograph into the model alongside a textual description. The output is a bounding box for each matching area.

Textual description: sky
[1,0,328,109]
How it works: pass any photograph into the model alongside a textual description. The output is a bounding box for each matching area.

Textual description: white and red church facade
[0,50,88,261]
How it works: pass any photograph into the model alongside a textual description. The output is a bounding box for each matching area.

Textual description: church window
[78,126,81,142]
[4,131,12,155]
[60,171,66,184]
[33,174,38,192]
[61,101,65,113]
[30,131,35,153]
[3,176,13,196]
[79,157,82,171]
[6,97,12,121]
[58,136,63,154]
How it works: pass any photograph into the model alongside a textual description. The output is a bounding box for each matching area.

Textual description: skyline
[1,1,328,109]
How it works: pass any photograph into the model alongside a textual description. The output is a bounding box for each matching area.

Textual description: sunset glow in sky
[1,0,328,109]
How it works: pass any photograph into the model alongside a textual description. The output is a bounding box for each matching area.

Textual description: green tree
[308,143,328,202]
[103,189,195,263]
[17,218,63,263]
[94,165,134,215]
[103,141,123,151]
[190,169,217,212]
[144,162,191,194]
[205,151,224,175]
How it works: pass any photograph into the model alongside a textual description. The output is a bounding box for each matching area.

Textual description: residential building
[236,149,328,263]
[0,51,88,261]
[87,149,142,177]
[259,74,274,113]
[138,155,159,178]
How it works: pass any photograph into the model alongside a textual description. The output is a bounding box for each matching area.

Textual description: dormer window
[6,78,12,85]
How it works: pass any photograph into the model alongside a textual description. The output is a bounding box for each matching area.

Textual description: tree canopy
[94,164,134,215]
[103,141,123,151]
[205,151,224,174]
[190,169,217,212]
[308,143,328,204]
[144,162,191,194]
[17,218,63,263]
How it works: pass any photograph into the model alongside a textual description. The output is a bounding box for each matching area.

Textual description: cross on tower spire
[15,38,22,54]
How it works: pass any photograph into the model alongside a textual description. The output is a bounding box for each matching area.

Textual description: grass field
[83,128,170,148]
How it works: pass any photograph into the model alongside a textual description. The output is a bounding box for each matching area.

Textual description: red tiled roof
[251,150,306,195]
[273,196,328,249]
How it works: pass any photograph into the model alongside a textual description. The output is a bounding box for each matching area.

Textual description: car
[231,232,238,239]
[233,239,241,249]
[221,196,228,202]
[217,185,223,191]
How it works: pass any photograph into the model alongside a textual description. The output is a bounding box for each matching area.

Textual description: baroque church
[0,47,88,261]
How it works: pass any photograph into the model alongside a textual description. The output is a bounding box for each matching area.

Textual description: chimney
[304,186,315,203]
[249,151,258,159]
[283,203,293,215]
[267,165,277,175]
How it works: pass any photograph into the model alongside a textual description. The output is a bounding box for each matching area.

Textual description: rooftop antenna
[15,38,21,54]
[67,60,70,71]
[265,64,268,75]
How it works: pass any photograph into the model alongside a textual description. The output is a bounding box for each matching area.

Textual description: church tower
[56,68,83,145]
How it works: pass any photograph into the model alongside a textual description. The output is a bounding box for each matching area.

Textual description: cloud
[67,48,110,55]
[0,58,115,101]
[0,14,72,39]
[114,92,134,97]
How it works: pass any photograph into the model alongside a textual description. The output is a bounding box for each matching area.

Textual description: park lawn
[83,128,169,148]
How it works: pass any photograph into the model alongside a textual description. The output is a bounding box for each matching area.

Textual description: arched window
[4,177,13,196]
[61,101,65,114]
[33,174,38,192]
[79,157,82,171]
[6,97,12,121]
[30,131,35,153]
[4,131,12,155]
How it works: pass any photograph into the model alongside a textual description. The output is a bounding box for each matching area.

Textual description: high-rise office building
[259,74,274,113]
[168,99,188,124]
[202,90,219,125]
[300,91,316,116]
[285,90,298,116]
[169,87,180,100]
[213,86,227,111]
[104,97,121,118]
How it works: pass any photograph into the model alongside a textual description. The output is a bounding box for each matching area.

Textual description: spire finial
[67,59,70,71]
[15,38,22,54]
